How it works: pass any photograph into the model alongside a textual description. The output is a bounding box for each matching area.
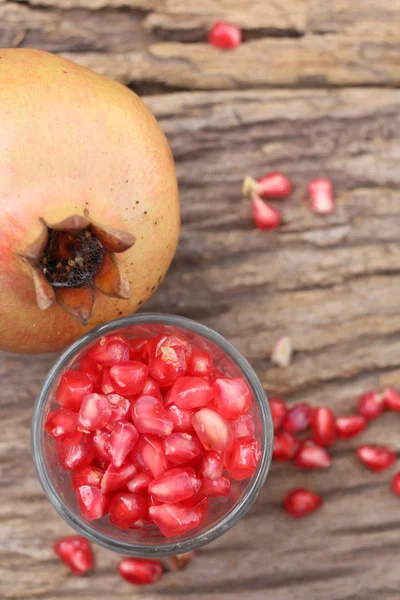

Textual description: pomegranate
[0,49,180,353]
[53,536,94,575]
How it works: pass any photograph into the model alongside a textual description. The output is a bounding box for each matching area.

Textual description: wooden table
[2,1,400,598]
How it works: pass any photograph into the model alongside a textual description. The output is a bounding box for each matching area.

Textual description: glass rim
[32,313,273,557]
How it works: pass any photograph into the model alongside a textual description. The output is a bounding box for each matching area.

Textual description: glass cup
[32,314,273,557]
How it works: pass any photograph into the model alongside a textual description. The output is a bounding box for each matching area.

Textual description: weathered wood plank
[1,87,400,599]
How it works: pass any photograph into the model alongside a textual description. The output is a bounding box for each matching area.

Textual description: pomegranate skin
[0,49,180,353]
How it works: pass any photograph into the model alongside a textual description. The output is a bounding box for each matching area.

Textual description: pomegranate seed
[79,355,103,389]
[109,492,148,529]
[156,333,192,359]
[53,536,94,575]
[356,445,396,472]
[225,437,261,480]
[163,432,203,466]
[384,387,400,411]
[271,336,293,367]
[141,378,163,402]
[311,407,337,446]
[109,361,148,395]
[101,461,137,493]
[357,391,385,420]
[170,377,213,410]
[170,551,196,571]
[212,377,252,420]
[78,393,111,432]
[200,475,231,497]
[131,435,168,478]
[144,334,169,361]
[104,394,131,432]
[269,397,288,432]
[272,430,299,461]
[118,558,163,586]
[56,371,93,412]
[284,488,323,518]
[251,193,281,230]
[308,178,335,215]
[149,502,201,537]
[71,464,104,491]
[101,369,115,394]
[336,415,367,439]
[209,369,226,383]
[128,337,148,361]
[132,395,173,437]
[208,21,242,50]
[88,335,130,366]
[127,471,152,493]
[92,430,111,463]
[45,409,80,445]
[231,413,255,439]
[148,346,187,388]
[283,403,311,433]
[57,434,95,470]
[182,494,208,523]
[391,472,400,495]
[166,403,195,433]
[76,484,108,520]
[187,349,213,377]
[257,171,292,198]
[148,467,201,503]
[192,408,232,452]
[200,451,224,479]
[294,442,331,469]
[107,421,139,467]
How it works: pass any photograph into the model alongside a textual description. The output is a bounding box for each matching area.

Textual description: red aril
[71,464,104,491]
[156,333,192,359]
[76,484,108,520]
[109,492,147,529]
[141,378,163,402]
[144,334,168,361]
[78,393,111,431]
[224,437,261,480]
[56,371,93,412]
[231,413,255,439]
[88,335,130,366]
[79,356,103,389]
[209,369,226,383]
[187,348,213,377]
[101,461,137,493]
[212,377,252,420]
[308,178,335,215]
[101,369,115,395]
[132,395,173,437]
[149,503,201,537]
[283,403,311,433]
[257,171,292,198]
[200,475,231,497]
[104,394,131,432]
[272,430,300,461]
[148,346,187,388]
[182,494,208,523]
[109,361,148,395]
[148,467,200,503]
[284,488,323,518]
[163,432,203,465]
[166,403,195,433]
[356,445,396,472]
[336,415,367,439]
[208,21,242,50]
[92,430,111,463]
[251,194,281,230]
[57,434,95,470]
[169,377,213,410]
[129,338,148,361]
[118,558,163,586]
[391,472,400,496]
[170,551,196,571]
[200,451,224,479]
[127,471,152,493]
[384,387,400,411]
[311,407,337,446]
[131,435,168,478]
[107,421,139,467]
[357,391,385,420]
[53,536,94,575]
[192,408,232,452]
[45,409,80,445]
[294,442,331,469]
[269,397,288,432]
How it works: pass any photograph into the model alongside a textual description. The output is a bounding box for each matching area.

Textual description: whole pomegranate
[0,49,180,353]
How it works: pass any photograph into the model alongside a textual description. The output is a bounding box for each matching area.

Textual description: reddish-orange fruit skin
[0,49,180,353]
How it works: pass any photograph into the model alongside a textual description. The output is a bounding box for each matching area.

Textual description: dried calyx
[24,213,135,325]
